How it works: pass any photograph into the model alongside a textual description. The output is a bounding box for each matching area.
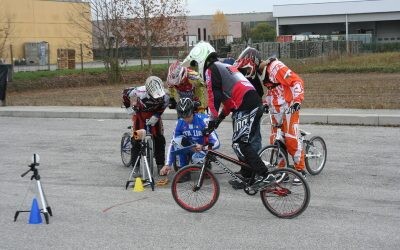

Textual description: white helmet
[182,41,215,80]
[145,76,165,99]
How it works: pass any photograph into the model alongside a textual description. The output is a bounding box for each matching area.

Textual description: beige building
[0,0,92,66]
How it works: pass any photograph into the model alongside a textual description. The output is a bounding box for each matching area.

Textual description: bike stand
[14,154,53,224]
[125,154,154,190]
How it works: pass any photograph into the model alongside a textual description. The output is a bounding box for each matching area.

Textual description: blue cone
[28,198,42,224]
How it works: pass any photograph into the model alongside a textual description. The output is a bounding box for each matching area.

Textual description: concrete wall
[0,0,93,64]
[187,17,242,42]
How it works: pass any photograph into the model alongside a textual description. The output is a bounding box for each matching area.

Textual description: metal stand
[14,154,53,224]
[125,140,154,191]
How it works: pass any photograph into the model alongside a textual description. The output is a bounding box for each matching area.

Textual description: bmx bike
[171,126,310,219]
[259,109,327,175]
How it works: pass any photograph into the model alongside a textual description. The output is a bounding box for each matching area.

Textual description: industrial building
[273,0,400,43]
[186,0,400,44]
[0,0,93,67]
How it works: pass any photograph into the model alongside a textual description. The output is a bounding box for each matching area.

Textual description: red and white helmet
[234,47,261,79]
[167,61,187,87]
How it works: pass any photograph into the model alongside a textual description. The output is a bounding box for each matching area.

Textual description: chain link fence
[230,40,362,59]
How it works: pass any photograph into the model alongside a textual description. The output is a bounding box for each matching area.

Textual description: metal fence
[230,40,362,59]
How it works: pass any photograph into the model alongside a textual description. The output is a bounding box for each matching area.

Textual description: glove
[126,107,136,115]
[169,97,177,109]
[263,104,269,114]
[289,103,301,113]
[207,120,219,131]
[146,115,159,126]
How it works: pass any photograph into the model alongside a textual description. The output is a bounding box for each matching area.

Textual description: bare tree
[0,17,13,63]
[70,0,130,82]
[125,0,187,74]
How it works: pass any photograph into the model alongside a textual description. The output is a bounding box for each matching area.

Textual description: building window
[203,28,207,41]
[198,28,201,41]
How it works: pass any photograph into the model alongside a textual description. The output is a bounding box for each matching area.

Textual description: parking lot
[0,116,399,249]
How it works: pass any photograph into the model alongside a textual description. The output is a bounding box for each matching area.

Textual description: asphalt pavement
[1,106,400,126]
[1,117,399,249]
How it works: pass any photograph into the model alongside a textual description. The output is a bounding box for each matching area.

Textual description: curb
[1,106,399,126]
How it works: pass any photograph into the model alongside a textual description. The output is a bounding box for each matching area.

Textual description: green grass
[286,52,400,73]
[11,52,400,83]
[13,64,169,81]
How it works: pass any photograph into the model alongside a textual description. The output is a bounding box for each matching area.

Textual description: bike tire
[260,168,310,219]
[305,136,327,175]
[258,144,289,170]
[171,164,220,213]
[120,132,132,167]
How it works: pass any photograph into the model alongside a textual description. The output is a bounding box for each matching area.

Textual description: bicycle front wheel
[305,136,327,175]
[260,168,310,219]
[121,132,132,167]
[258,144,289,170]
[171,164,220,213]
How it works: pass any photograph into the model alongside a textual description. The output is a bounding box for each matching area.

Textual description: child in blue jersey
[159,98,220,177]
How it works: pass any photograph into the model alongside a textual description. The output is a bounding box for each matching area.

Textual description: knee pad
[232,143,245,162]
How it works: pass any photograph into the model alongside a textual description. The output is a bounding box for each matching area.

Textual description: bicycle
[121,127,132,167]
[125,123,155,191]
[171,127,310,219]
[259,109,327,175]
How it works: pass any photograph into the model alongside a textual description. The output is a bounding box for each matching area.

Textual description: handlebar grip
[21,168,31,177]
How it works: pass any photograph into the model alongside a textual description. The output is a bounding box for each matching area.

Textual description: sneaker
[251,173,276,189]
[177,173,191,183]
[293,171,307,185]
[228,179,245,189]
[275,173,290,183]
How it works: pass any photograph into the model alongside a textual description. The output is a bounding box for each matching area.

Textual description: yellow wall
[0,0,93,64]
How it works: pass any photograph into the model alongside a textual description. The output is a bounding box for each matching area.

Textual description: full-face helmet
[145,76,165,99]
[234,47,261,79]
[182,41,216,80]
[167,61,187,87]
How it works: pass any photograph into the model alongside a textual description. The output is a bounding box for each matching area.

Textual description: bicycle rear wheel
[258,144,289,170]
[121,132,132,167]
[260,168,310,219]
[171,164,220,213]
[305,136,327,175]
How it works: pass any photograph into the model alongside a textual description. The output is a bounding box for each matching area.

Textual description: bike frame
[193,133,254,190]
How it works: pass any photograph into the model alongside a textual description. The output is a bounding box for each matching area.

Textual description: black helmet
[177,98,194,118]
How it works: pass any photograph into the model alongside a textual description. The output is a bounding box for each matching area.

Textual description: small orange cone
[133,177,144,192]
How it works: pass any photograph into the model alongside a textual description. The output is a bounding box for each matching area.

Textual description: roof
[273,0,400,17]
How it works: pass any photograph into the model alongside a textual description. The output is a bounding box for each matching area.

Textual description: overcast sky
[186,0,358,15]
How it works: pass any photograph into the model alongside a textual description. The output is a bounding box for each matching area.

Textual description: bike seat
[299,129,310,136]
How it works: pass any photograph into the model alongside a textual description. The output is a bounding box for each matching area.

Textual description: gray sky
[186,0,357,15]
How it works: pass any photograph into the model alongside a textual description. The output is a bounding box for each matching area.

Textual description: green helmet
[182,41,215,80]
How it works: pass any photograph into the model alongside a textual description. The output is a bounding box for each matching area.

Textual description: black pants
[231,105,267,176]
[131,133,165,167]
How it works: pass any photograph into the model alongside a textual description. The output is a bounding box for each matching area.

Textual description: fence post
[80,43,84,71]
